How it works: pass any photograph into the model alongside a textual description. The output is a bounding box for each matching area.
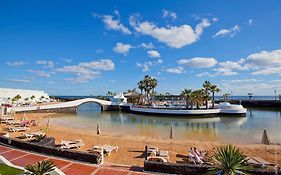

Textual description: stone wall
[0,136,102,164]
[144,161,281,175]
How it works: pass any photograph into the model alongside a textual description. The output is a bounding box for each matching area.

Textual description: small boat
[216,102,247,115]
[129,106,220,116]
[129,102,247,116]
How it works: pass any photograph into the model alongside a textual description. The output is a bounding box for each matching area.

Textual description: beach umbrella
[96,122,101,145]
[262,129,270,161]
[170,125,174,151]
[23,113,28,121]
[97,122,101,135]
[47,116,51,128]
[262,129,270,145]
[170,125,174,140]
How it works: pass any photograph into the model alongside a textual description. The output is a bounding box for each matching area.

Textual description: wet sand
[1,112,280,167]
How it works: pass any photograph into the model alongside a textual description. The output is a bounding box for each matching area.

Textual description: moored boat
[129,106,221,116]
[216,102,247,115]
[129,102,247,116]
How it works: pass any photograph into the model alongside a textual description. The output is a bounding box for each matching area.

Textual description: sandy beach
[1,112,280,167]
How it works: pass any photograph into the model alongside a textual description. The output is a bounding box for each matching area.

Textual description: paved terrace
[12,98,127,112]
[0,144,154,175]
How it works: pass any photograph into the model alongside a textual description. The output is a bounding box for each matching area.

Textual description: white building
[0,88,50,105]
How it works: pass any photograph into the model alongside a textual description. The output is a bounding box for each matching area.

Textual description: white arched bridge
[12,98,129,113]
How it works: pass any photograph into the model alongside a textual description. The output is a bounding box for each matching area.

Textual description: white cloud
[6,61,25,66]
[247,50,281,67]
[139,42,154,49]
[61,58,72,63]
[212,18,219,22]
[130,15,211,48]
[219,60,249,70]
[147,50,160,58]
[36,60,54,68]
[28,69,52,77]
[137,62,152,72]
[79,59,115,71]
[177,57,217,68]
[208,59,250,76]
[213,25,240,38]
[166,66,184,74]
[196,72,215,77]
[251,67,281,75]
[221,80,281,95]
[93,12,132,35]
[6,79,31,83]
[136,59,163,72]
[223,79,257,83]
[113,42,133,55]
[213,68,238,76]
[57,59,114,83]
[248,19,253,26]
[244,49,281,75]
[162,9,177,20]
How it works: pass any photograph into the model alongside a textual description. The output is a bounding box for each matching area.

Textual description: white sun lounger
[147,146,158,156]
[22,131,46,139]
[252,157,271,167]
[157,150,169,160]
[61,140,84,149]
[6,120,21,125]
[93,145,119,156]
[1,116,15,123]
[8,127,30,132]
[190,150,204,164]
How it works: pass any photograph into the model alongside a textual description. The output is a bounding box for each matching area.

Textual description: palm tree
[106,91,114,97]
[203,81,212,109]
[25,160,55,175]
[208,145,251,175]
[150,77,158,104]
[248,93,253,102]
[138,80,145,104]
[14,94,21,101]
[223,93,231,102]
[210,85,221,108]
[12,94,21,104]
[191,89,204,109]
[180,89,192,109]
[138,80,145,95]
[30,95,35,101]
[143,75,153,104]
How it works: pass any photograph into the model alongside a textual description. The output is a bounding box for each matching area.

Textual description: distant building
[0,88,50,105]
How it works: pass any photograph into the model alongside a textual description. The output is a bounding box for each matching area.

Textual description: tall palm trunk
[205,90,209,109]
[185,98,189,109]
[212,92,215,108]
[191,100,194,110]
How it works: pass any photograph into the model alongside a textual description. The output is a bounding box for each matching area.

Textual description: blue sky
[1,0,281,96]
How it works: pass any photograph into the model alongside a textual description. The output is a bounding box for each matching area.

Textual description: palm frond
[207,145,252,175]
[25,160,55,175]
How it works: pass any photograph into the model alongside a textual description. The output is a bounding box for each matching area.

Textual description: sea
[47,97,281,144]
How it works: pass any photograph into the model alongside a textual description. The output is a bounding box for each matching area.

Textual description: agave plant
[25,160,55,175]
[207,145,251,175]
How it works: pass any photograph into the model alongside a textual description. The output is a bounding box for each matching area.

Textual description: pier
[219,99,281,108]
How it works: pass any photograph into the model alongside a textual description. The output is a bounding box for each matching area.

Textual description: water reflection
[50,102,281,144]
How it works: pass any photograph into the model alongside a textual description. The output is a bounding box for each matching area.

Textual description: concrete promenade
[0,144,152,175]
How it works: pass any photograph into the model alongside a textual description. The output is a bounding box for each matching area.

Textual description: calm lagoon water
[50,103,281,144]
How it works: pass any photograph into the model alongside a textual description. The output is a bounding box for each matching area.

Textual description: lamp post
[274,90,277,101]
